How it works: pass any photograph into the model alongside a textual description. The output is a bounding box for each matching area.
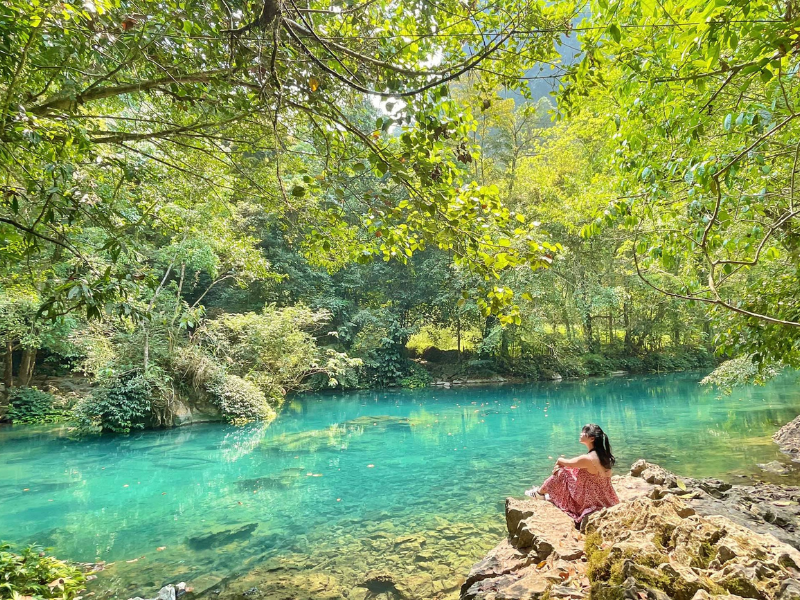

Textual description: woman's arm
[556,454,595,470]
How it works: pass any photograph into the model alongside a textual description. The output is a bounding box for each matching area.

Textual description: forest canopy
[1,0,799,426]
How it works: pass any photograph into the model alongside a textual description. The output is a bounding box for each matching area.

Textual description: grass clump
[0,544,85,599]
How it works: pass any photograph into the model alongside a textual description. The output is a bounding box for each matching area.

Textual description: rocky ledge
[775,417,800,462]
[461,460,800,600]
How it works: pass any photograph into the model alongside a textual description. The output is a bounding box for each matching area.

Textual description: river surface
[1,372,799,599]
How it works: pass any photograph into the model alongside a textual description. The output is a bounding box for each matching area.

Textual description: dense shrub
[0,544,85,599]
[74,371,154,433]
[580,353,615,376]
[197,306,326,395]
[5,388,70,424]
[207,373,276,425]
[399,364,433,388]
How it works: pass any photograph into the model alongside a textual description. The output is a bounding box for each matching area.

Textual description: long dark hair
[583,424,615,469]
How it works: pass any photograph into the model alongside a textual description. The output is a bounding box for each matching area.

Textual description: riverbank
[2,346,718,429]
[461,460,800,600]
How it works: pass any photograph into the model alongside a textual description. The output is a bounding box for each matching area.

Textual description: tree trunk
[563,304,572,341]
[623,301,632,352]
[4,339,13,393]
[18,347,37,387]
[608,314,614,346]
[583,312,595,352]
[456,315,462,358]
[143,327,150,372]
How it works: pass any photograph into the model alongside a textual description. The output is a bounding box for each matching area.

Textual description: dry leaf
[676,479,687,491]
[773,500,797,506]
[537,560,547,569]
[638,592,648,600]
[157,547,166,552]
[47,578,65,589]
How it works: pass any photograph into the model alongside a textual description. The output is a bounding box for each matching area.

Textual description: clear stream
[1,372,800,598]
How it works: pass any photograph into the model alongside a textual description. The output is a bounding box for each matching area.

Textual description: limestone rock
[460,538,536,595]
[776,579,800,600]
[464,461,800,600]
[774,416,800,460]
[507,498,583,560]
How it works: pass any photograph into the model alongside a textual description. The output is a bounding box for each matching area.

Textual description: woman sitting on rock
[525,423,619,528]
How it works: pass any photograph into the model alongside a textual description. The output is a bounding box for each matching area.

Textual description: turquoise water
[1,372,799,598]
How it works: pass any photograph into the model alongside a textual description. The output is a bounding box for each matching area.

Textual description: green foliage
[196,305,343,398]
[565,0,800,368]
[207,373,275,426]
[399,364,433,389]
[0,0,579,327]
[701,356,783,394]
[0,544,85,600]
[74,371,154,433]
[5,388,70,424]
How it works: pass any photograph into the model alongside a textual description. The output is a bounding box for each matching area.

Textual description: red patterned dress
[540,467,619,523]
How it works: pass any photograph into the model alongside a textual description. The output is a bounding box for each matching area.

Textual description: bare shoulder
[583,452,604,474]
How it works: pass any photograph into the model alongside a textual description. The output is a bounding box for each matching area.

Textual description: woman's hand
[552,463,561,475]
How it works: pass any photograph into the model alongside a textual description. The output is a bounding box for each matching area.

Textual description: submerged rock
[759,461,794,476]
[185,523,259,551]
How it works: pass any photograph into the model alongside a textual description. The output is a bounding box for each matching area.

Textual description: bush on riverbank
[5,387,72,424]
[0,544,85,599]
[74,371,157,433]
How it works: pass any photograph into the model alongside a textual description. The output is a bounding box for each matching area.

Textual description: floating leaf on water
[123,484,129,488]
[157,547,166,551]
[23,488,29,491]
[367,464,375,468]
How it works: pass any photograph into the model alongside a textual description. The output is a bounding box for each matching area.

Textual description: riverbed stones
[758,461,794,476]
